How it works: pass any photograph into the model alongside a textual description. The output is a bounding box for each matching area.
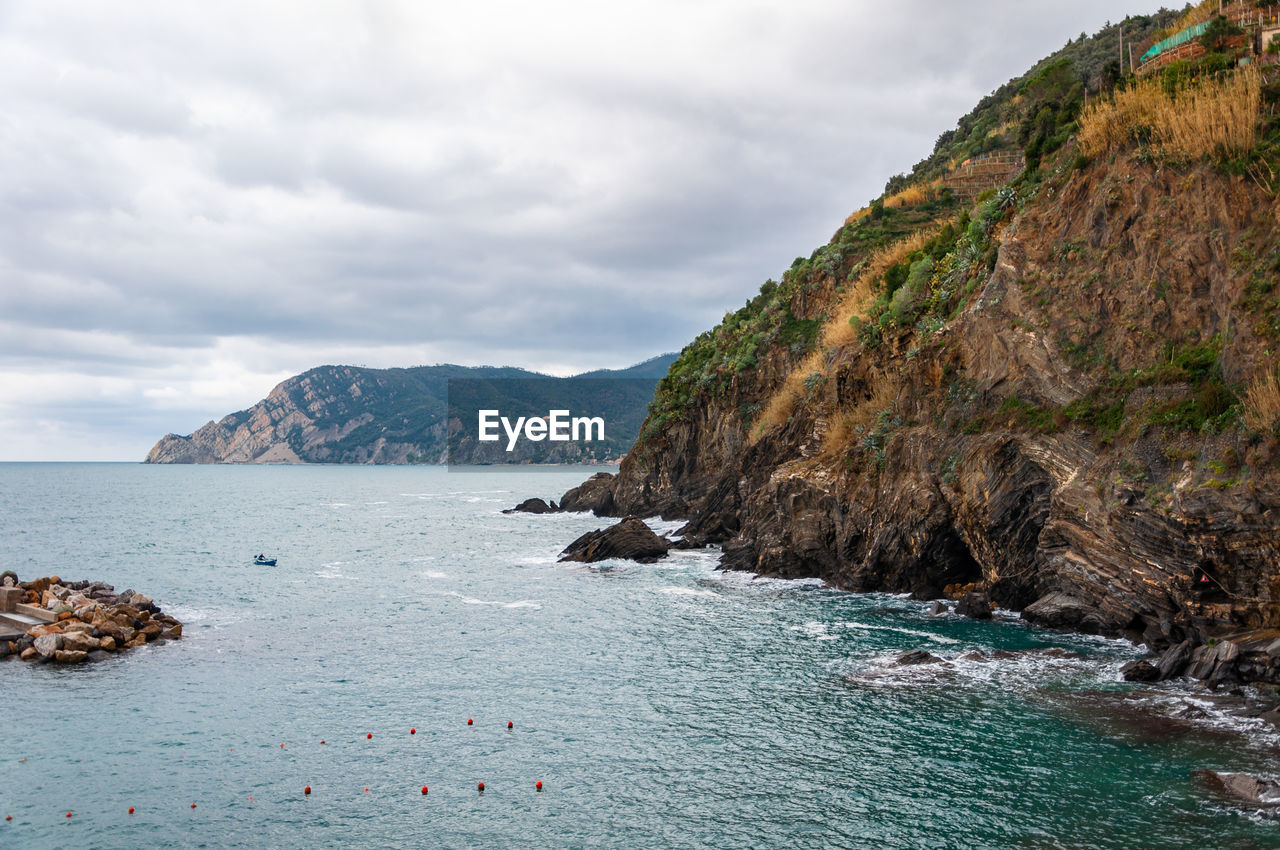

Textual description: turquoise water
[1,463,1278,848]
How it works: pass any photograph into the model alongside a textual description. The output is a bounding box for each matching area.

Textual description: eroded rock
[559,516,671,564]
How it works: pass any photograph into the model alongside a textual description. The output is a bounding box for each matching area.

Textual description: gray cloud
[0,0,1159,459]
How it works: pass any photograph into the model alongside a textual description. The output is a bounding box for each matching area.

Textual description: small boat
[253,555,277,566]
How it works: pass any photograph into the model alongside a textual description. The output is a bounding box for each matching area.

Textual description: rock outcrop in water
[551,19,1280,686]
[559,517,672,564]
[0,575,182,665]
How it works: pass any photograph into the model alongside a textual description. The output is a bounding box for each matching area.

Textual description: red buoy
[248,797,254,802]
[128,807,134,814]
[190,803,197,809]
[304,786,311,795]
[6,815,11,821]
[467,718,473,725]
[367,733,372,739]
[536,781,542,791]
[410,728,416,735]
[364,788,369,793]
[477,781,485,792]
[507,721,513,729]
[280,743,285,749]
[321,740,325,744]
[421,785,428,795]
[66,812,72,818]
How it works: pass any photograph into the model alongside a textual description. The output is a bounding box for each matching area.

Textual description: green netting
[1140,21,1211,62]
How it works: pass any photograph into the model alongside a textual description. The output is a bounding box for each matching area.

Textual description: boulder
[33,633,63,658]
[502,497,559,514]
[895,649,944,665]
[98,636,117,652]
[138,622,163,642]
[124,633,147,649]
[61,620,94,634]
[558,472,617,515]
[928,601,948,616]
[61,632,99,652]
[955,591,992,619]
[85,650,111,663]
[1022,592,1091,629]
[19,647,39,662]
[1185,641,1241,683]
[162,624,183,640]
[1120,659,1161,682]
[28,623,64,638]
[1156,640,1193,680]
[559,516,671,564]
[128,594,153,608]
[54,649,87,664]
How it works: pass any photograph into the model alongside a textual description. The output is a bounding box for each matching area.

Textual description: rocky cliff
[146,357,675,464]
[558,13,1280,684]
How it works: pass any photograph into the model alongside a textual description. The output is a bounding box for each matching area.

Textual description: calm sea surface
[2,463,1279,848]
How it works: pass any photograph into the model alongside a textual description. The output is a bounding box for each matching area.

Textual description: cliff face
[562,57,1280,673]
[146,357,676,464]
[145,365,453,464]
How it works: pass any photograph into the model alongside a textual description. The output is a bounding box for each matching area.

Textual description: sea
[2,463,1279,849]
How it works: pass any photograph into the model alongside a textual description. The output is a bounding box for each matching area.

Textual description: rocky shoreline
[0,573,183,665]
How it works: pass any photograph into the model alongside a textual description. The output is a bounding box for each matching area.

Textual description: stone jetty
[0,572,183,665]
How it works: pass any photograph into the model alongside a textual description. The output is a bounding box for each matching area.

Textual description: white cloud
[0,0,1159,459]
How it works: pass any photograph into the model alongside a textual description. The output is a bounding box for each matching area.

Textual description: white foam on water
[430,590,542,610]
[842,647,1110,692]
[713,570,831,590]
[657,586,718,599]
[838,621,961,645]
[790,621,839,641]
[420,570,448,579]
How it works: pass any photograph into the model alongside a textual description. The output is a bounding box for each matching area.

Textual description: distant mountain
[143,355,677,464]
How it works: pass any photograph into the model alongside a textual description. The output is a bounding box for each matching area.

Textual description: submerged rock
[1195,771,1280,812]
[559,517,671,564]
[894,650,944,666]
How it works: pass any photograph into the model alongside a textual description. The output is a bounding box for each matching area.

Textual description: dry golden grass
[1153,0,1217,42]
[1243,364,1280,434]
[1078,67,1261,160]
[844,182,943,225]
[819,371,900,456]
[751,226,942,441]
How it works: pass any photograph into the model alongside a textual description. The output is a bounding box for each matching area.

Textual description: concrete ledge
[14,603,57,623]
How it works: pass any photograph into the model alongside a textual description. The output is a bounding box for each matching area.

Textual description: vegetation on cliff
[574,2,1280,684]
[146,356,675,465]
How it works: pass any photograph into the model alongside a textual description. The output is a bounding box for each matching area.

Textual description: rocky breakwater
[0,574,183,665]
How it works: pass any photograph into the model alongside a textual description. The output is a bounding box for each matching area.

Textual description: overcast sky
[0,0,1160,461]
